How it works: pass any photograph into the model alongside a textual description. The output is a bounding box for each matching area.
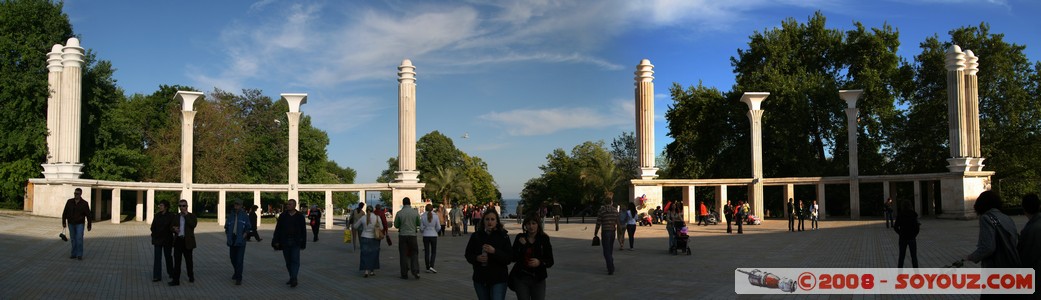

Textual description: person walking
[374,204,393,246]
[451,203,464,237]
[246,205,262,242]
[892,201,920,268]
[471,206,483,234]
[150,200,175,282]
[736,201,746,234]
[811,200,820,230]
[273,199,307,287]
[666,203,683,253]
[623,202,637,250]
[884,197,895,228]
[723,200,734,234]
[696,201,708,226]
[349,203,366,251]
[61,188,92,260]
[510,215,554,300]
[438,204,449,237]
[1018,194,1041,298]
[797,200,806,232]
[394,197,422,279]
[966,191,1020,300]
[421,204,442,273]
[551,201,562,232]
[786,198,795,232]
[594,193,619,275]
[307,205,322,242]
[354,206,384,278]
[224,201,251,285]
[466,209,513,300]
[170,199,197,286]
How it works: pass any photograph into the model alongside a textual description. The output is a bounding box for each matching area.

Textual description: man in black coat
[150,201,174,282]
[786,198,795,232]
[170,199,198,286]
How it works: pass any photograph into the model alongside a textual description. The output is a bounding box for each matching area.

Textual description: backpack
[983,213,1021,267]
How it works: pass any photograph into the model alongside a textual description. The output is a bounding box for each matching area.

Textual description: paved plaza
[0,210,1023,299]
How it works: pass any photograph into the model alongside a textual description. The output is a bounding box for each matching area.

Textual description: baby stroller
[704,211,719,225]
[670,224,692,255]
[638,212,653,226]
[745,214,762,225]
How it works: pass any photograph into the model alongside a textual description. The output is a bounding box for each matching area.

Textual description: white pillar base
[939,173,992,219]
[947,157,985,173]
[40,163,83,179]
[631,184,663,218]
[394,171,420,184]
[391,185,423,215]
[639,168,659,180]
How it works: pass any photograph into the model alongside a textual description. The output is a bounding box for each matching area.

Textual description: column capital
[945,45,966,71]
[634,59,654,83]
[398,59,416,83]
[740,92,770,111]
[48,44,65,72]
[61,38,84,68]
[838,89,863,109]
[175,91,204,112]
[964,50,979,76]
[281,93,308,113]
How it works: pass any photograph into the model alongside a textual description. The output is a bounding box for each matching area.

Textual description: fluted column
[840,89,863,219]
[59,38,84,165]
[46,44,63,164]
[635,59,658,179]
[176,91,203,211]
[283,93,308,200]
[741,92,769,219]
[945,46,971,172]
[395,59,419,183]
[963,50,985,171]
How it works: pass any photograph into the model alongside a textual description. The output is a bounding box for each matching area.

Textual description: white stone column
[283,93,308,200]
[715,185,729,223]
[913,180,922,213]
[635,59,658,179]
[816,183,826,221]
[325,190,333,229]
[964,50,985,171]
[146,189,155,224]
[47,38,86,178]
[135,190,143,222]
[45,44,63,164]
[395,59,420,183]
[218,190,227,226]
[682,186,695,224]
[741,92,769,219]
[945,46,971,171]
[110,188,121,224]
[840,90,863,219]
[783,184,794,219]
[883,181,891,202]
[94,188,103,221]
[176,91,203,211]
[253,191,262,230]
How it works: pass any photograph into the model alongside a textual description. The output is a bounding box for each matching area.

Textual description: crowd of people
[58,187,1041,298]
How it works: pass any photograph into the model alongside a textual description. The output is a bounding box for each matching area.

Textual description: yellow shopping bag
[343,229,352,244]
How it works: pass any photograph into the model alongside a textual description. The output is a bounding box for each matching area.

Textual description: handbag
[369,214,385,240]
[591,235,600,246]
[59,228,68,242]
[343,229,352,244]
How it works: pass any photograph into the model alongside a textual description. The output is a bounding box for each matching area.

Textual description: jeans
[422,236,437,269]
[601,230,615,273]
[173,237,193,282]
[399,235,420,276]
[153,245,173,280]
[229,245,245,280]
[474,281,507,300]
[511,275,547,300]
[811,216,819,229]
[625,224,636,249]
[898,238,919,268]
[70,224,84,257]
[282,245,301,281]
[798,217,805,231]
[463,218,469,234]
[667,226,676,250]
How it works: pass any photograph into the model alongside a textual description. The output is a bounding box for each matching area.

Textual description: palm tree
[423,165,473,206]
[579,146,624,206]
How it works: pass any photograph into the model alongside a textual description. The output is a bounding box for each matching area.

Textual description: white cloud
[479,99,633,136]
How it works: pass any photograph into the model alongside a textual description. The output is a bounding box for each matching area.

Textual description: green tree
[416,130,463,183]
[0,0,72,207]
[423,165,472,206]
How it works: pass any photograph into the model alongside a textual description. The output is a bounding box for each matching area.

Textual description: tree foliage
[379,131,500,206]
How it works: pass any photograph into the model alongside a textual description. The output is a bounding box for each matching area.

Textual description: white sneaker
[428,267,438,274]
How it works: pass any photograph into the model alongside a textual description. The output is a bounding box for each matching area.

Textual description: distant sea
[502,199,520,217]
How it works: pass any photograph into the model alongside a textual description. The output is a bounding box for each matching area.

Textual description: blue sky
[62,0,1040,199]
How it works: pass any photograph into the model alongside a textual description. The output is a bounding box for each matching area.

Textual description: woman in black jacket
[273,199,307,287]
[510,215,554,300]
[892,200,920,268]
[465,209,513,300]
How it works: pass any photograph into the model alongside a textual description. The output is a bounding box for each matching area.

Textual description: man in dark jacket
[62,188,92,260]
[892,201,920,268]
[1018,194,1041,297]
[786,198,795,232]
[170,199,198,286]
[150,200,174,282]
[273,199,307,287]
